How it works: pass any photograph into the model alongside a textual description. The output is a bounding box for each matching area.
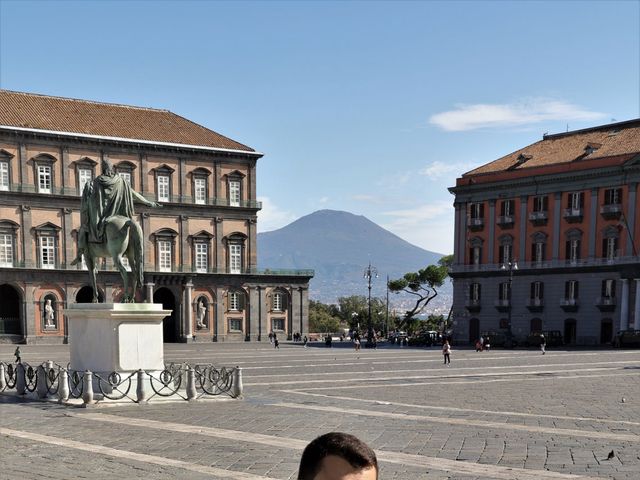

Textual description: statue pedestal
[66,303,171,392]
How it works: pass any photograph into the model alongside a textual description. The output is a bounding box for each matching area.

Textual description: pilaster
[247,218,257,269]
[290,286,300,339]
[588,188,598,259]
[140,154,147,193]
[627,183,637,256]
[300,286,309,335]
[620,279,629,331]
[142,213,152,271]
[180,215,189,270]
[24,282,35,342]
[249,286,260,341]
[21,205,33,267]
[519,195,527,262]
[552,192,562,260]
[179,157,187,202]
[215,217,224,271]
[18,143,27,185]
[459,203,468,263]
[215,286,225,341]
[183,280,194,340]
[453,204,461,264]
[214,162,221,199]
[487,200,495,263]
[258,286,266,341]
[61,146,69,192]
[63,207,73,268]
[634,279,640,329]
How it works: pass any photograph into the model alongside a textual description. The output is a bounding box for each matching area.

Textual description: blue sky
[1,0,638,254]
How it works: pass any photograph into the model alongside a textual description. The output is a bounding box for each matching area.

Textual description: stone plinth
[66,303,171,375]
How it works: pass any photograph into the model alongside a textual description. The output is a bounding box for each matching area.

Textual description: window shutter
[601,280,607,298]
[574,281,579,299]
[565,240,570,260]
[530,282,535,299]
[567,194,572,208]
[281,293,288,310]
[564,282,570,298]
[469,248,473,264]
[477,284,481,299]
[602,238,608,257]
[479,203,485,218]
[478,247,482,264]
[543,196,548,211]
[576,240,581,259]
[539,282,544,299]
[499,246,504,263]
[612,280,616,297]
[238,292,246,311]
[579,192,584,208]
[531,242,536,261]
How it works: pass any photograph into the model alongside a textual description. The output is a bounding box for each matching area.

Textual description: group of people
[474,336,491,352]
[268,331,280,349]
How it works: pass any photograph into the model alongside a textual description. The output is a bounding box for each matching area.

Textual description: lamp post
[364,262,378,346]
[501,260,518,336]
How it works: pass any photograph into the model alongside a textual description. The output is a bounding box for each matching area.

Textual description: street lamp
[364,262,379,346]
[501,260,518,336]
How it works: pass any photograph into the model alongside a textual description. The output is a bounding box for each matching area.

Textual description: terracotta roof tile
[0,90,255,152]
[463,119,640,177]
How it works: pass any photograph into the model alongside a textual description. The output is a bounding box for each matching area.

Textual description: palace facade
[449,119,640,346]
[0,90,312,344]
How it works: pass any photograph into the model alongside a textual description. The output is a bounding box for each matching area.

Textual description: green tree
[309,300,342,333]
[337,295,386,333]
[388,256,450,329]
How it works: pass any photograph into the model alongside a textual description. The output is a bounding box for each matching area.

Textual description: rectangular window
[470,283,481,301]
[195,243,208,273]
[469,202,484,219]
[565,280,579,300]
[229,244,242,274]
[530,281,544,300]
[471,246,481,265]
[566,239,580,263]
[602,279,616,298]
[157,175,170,202]
[229,180,240,207]
[39,236,55,269]
[119,171,132,186]
[569,192,583,210]
[604,188,622,205]
[228,318,243,332]
[0,162,9,191]
[158,240,172,272]
[195,178,206,205]
[229,292,239,311]
[603,237,617,260]
[533,242,544,263]
[499,282,510,301]
[78,168,92,195]
[0,233,13,267]
[500,199,514,217]
[533,195,548,212]
[272,318,285,331]
[273,293,282,311]
[38,165,52,194]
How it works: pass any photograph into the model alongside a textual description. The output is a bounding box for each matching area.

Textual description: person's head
[101,157,116,177]
[298,432,378,480]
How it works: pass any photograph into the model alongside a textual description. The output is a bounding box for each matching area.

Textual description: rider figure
[71,157,159,266]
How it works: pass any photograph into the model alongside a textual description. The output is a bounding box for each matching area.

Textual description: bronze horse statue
[72,158,160,303]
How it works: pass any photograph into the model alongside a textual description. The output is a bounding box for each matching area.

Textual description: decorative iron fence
[0,361,242,405]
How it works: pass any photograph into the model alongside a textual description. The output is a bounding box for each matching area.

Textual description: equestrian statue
[71,158,161,303]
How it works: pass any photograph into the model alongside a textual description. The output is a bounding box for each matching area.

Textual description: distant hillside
[258,210,451,311]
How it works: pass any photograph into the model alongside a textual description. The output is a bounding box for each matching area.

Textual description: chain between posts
[0,361,242,404]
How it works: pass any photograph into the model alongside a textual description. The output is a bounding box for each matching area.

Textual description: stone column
[300,286,309,335]
[519,195,527,262]
[620,279,629,331]
[21,206,33,268]
[552,192,562,261]
[140,154,148,194]
[215,217,224,272]
[145,282,155,303]
[588,188,598,259]
[258,286,266,341]
[290,286,300,339]
[626,183,637,256]
[634,279,640,329]
[214,162,221,200]
[18,143,27,187]
[487,200,495,263]
[249,286,260,341]
[183,280,193,340]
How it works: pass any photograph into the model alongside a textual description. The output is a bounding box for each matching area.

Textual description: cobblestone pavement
[1,343,639,479]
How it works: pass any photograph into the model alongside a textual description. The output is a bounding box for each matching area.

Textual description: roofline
[543,117,640,140]
[0,125,264,157]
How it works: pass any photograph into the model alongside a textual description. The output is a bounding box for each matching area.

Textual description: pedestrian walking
[475,339,482,352]
[303,335,308,348]
[354,335,361,352]
[442,340,451,365]
[268,331,274,344]
[484,336,491,351]
[14,346,21,363]
[540,334,546,355]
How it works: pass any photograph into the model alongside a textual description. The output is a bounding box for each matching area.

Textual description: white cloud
[352,194,382,204]
[380,201,454,253]
[318,196,329,204]
[257,196,297,232]
[429,98,607,132]
[419,160,480,180]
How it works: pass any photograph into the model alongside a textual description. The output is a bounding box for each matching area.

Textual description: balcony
[600,203,622,220]
[496,215,515,227]
[468,218,484,231]
[526,298,544,312]
[596,296,616,312]
[563,208,583,223]
[560,298,579,312]
[494,299,510,312]
[528,210,548,225]
[465,299,481,312]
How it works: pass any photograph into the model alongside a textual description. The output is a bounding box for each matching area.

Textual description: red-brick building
[0,90,312,344]
[449,119,640,345]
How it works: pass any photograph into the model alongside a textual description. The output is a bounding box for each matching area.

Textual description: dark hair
[297,432,378,479]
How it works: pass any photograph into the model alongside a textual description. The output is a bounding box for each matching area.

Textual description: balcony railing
[494,299,510,312]
[526,298,544,311]
[528,211,548,223]
[563,208,583,222]
[465,299,481,312]
[451,254,639,274]
[596,296,616,311]
[0,184,262,209]
[468,218,484,230]
[560,298,579,311]
[496,215,515,226]
[600,204,622,219]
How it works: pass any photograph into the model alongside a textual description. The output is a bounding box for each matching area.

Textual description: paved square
[1,343,639,479]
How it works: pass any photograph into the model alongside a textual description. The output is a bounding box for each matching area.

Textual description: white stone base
[65,303,171,380]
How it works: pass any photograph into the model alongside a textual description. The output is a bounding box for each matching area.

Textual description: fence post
[232,366,243,398]
[58,368,69,402]
[36,365,48,399]
[15,363,26,395]
[186,366,197,401]
[82,371,94,404]
[0,363,6,391]
[136,369,148,403]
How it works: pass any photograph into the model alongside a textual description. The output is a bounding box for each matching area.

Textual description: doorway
[530,318,542,333]
[75,286,104,303]
[600,319,613,344]
[0,284,21,335]
[564,318,577,345]
[154,287,178,342]
[469,318,479,344]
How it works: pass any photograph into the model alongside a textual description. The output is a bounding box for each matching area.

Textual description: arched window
[468,236,483,265]
[601,225,620,261]
[530,231,547,263]
[564,228,583,264]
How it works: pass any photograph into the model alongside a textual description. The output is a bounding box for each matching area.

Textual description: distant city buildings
[449,119,640,345]
[0,90,312,344]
